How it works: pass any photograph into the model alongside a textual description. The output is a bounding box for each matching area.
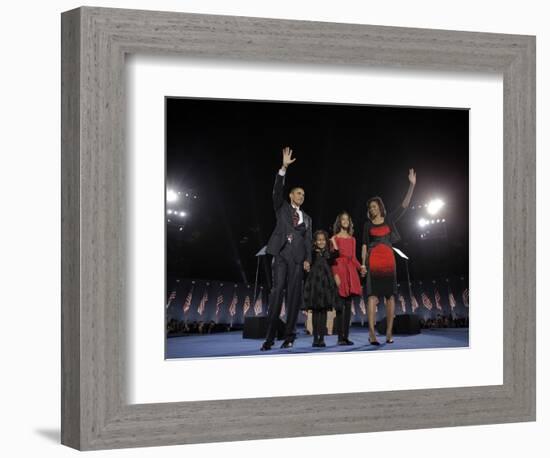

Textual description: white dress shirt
[279,168,303,224]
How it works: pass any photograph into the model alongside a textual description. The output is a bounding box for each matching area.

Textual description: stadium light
[427,198,444,215]
[167,189,178,203]
[418,218,428,227]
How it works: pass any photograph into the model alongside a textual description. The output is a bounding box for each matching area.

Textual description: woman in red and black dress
[361,169,416,345]
[330,212,363,346]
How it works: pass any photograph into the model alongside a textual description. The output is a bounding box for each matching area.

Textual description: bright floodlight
[180,211,187,217]
[427,198,444,215]
[418,218,428,227]
[167,189,178,203]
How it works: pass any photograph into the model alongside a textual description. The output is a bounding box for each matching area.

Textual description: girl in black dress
[302,230,339,347]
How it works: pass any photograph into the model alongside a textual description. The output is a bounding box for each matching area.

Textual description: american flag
[243,295,251,317]
[279,297,286,321]
[215,291,224,317]
[398,294,406,313]
[166,290,176,309]
[254,292,263,316]
[229,290,238,318]
[411,294,419,312]
[449,291,457,310]
[197,288,209,316]
[421,292,433,310]
[359,295,367,315]
[462,288,469,307]
[183,285,194,314]
[434,289,442,311]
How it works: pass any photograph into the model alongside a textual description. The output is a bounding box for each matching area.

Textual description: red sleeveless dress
[331,236,363,298]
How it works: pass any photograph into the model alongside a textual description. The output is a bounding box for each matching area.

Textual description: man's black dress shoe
[260,341,273,351]
[281,340,294,349]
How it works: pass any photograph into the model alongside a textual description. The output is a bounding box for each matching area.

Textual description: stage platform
[166,326,469,359]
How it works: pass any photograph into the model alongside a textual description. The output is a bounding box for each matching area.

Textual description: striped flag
[411,294,419,312]
[243,294,251,317]
[279,297,286,321]
[359,295,367,315]
[434,289,442,311]
[462,288,469,307]
[197,287,208,316]
[183,285,194,314]
[215,291,224,317]
[449,291,457,310]
[229,289,238,321]
[254,291,263,316]
[398,294,406,313]
[421,292,433,310]
[166,290,176,309]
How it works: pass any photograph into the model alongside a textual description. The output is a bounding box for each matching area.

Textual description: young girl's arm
[352,237,362,270]
[328,247,339,264]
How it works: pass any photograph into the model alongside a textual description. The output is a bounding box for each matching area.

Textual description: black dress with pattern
[301,248,339,311]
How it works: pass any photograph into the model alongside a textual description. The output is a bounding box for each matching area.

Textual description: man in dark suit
[261,147,312,350]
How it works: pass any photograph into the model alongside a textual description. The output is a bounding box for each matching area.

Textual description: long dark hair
[333,211,354,236]
[367,197,386,220]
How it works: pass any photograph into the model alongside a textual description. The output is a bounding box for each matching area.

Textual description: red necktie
[292,209,299,227]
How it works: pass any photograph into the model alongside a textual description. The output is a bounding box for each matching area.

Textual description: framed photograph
[61,6,535,451]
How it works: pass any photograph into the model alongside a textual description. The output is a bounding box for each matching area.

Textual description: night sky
[166,97,469,289]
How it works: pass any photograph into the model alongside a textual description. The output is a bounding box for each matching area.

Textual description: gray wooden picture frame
[61,6,536,451]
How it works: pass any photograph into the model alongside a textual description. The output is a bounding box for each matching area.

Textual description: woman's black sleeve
[388,205,407,223]
[362,222,369,247]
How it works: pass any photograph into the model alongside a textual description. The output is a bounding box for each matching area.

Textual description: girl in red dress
[330,212,363,345]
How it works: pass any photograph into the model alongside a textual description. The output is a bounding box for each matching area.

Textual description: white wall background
[0,1,545,456]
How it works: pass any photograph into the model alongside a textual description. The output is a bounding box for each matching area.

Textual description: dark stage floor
[166,327,469,359]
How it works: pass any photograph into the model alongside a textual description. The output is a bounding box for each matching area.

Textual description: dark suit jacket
[266,172,312,264]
